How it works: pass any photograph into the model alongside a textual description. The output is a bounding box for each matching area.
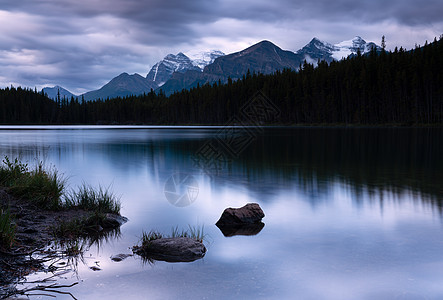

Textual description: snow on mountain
[297,36,381,64]
[188,50,225,69]
[146,52,201,87]
[331,36,379,60]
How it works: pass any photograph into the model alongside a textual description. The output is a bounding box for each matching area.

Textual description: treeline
[1,37,442,125]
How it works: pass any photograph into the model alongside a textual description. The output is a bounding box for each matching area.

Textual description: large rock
[215,203,265,226]
[133,237,206,263]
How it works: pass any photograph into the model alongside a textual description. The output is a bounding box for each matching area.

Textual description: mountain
[42,86,77,100]
[63,37,380,100]
[295,38,336,64]
[159,40,304,95]
[297,36,381,65]
[189,50,225,69]
[146,52,201,87]
[332,36,380,60]
[203,40,302,78]
[82,73,156,101]
[81,51,222,101]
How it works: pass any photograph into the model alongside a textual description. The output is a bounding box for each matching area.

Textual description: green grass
[0,157,121,214]
[0,207,16,250]
[64,183,121,214]
[141,230,163,242]
[0,157,66,210]
[186,225,205,243]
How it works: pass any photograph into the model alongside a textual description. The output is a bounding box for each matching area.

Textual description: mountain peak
[257,40,275,46]
[146,52,201,87]
[251,40,280,50]
[296,36,381,64]
[238,40,280,56]
[42,85,78,100]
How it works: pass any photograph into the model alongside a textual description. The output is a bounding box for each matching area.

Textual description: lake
[0,126,442,299]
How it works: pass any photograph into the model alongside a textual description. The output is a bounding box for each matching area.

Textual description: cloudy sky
[0,0,441,94]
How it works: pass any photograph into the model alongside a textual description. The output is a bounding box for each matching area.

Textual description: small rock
[110,254,132,262]
[215,203,265,226]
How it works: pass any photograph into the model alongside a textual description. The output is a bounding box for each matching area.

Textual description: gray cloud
[0,0,441,93]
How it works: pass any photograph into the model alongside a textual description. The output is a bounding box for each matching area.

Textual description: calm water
[1,126,442,299]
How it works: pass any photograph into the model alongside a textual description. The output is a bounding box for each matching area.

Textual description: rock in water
[110,254,132,262]
[134,237,206,263]
[215,203,265,226]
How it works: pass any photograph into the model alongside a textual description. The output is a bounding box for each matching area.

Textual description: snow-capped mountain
[146,53,201,87]
[295,38,336,65]
[332,36,380,60]
[188,50,225,70]
[297,36,381,65]
[160,40,302,95]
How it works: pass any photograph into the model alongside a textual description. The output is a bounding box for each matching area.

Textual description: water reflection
[216,222,265,237]
[1,126,442,299]
[0,127,441,213]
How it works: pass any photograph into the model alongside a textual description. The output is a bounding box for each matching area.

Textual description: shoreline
[0,123,442,129]
[0,187,125,297]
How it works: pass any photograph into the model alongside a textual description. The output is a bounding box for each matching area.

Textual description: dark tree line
[1,36,442,125]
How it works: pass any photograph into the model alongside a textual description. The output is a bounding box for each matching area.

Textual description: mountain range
[43,36,380,100]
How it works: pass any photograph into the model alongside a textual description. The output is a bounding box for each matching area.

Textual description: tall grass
[141,230,163,242]
[0,157,121,214]
[141,225,205,244]
[0,157,66,210]
[0,207,16,250]
[64,183,121,214]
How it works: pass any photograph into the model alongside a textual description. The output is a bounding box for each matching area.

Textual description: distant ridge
[42,86,77,100]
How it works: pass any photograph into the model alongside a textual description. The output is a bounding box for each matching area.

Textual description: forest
[0,36,442,125]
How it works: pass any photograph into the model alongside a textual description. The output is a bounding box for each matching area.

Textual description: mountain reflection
[1,127,441,213]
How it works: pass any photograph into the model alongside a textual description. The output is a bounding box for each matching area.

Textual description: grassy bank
[64,183,121,215]
[0,156,122,249]
[0,157,65,210]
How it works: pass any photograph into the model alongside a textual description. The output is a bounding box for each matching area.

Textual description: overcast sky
[0,0,441,94]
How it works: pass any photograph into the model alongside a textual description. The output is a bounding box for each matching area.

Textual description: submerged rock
[133,237,206,263]
[110,254,132,262]
[217,222,265,237]
[216,203,265,226]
